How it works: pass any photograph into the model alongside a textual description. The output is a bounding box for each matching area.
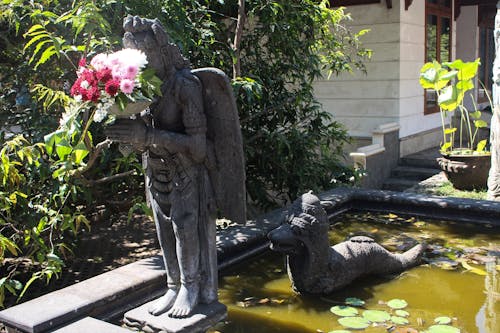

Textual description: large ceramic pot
[437,153,491,190]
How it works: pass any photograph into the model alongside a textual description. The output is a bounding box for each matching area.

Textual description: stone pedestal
[123,300,227,333]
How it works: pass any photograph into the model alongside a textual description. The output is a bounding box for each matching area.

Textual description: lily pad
[345,297,365,307]
[362,309,391,322]
[391,316,409,325]
[330,306,358,317]
[428,325,460,333]
[395,309,410,317]
[338,317,370,329]
[434,317,452,325]
[387,299,408,309]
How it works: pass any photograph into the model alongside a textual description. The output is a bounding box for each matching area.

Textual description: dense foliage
[0,0,369,306]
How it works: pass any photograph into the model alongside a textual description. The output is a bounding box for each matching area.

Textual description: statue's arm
[148,75,207,163]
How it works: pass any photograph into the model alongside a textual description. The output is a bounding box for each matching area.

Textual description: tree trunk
[487,2,500,201]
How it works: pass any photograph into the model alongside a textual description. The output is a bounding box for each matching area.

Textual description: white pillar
[487,1,500,200]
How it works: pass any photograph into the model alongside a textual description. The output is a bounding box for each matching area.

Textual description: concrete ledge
[1,188,499,332]
[349,122,400,189]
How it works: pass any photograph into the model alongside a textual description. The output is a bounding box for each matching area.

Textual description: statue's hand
[106,119,148,146]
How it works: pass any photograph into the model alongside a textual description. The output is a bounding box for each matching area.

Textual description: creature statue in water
[106,16,246,318]
[268,192,425,294]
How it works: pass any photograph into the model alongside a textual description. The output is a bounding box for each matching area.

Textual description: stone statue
[488,2,500,201]
[268,192,425,294]
[106,16,246,318]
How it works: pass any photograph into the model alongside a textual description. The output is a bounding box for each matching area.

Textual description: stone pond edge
[0,187,499,332]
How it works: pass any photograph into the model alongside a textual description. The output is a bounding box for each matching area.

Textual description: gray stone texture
[105,15,245,320]
[1,188,499,332]
[268,192,425,294]
[123,300,227,333]
[51,317,130,333]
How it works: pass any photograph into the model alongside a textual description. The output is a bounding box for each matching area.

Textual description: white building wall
[314,1,401,139]
[317,0,462,155]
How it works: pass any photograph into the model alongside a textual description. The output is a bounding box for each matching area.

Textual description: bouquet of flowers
[70,48,162,122]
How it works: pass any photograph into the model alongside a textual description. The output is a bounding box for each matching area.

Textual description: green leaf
[44,130,65,155]
[330,306,358,317]
[440,142,452,152]
[55,139,72,160]
[362,309,391,322]
[420,61,440,88]
[387,299,408,309]
[469,110,481,119]
[328,331,351,333]
[72,142,89,164]
[438,86,459,111]
[476,139,487,153]
[395,309,410,317]
[35,46,58,69]
[456,79,474,92]
[391,316,409,325]
[428,324,460,333]
[345,297,365,307]
[448,58,480,81]
[434,317,452,325]
[18,274,40,300]
[474,120,487,128]
[338,316,370,329]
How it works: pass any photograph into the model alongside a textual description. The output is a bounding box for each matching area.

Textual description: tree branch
[232,0,246,79]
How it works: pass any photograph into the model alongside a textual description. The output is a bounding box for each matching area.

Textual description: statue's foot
[148,288,178,316]
[167,283,199,318]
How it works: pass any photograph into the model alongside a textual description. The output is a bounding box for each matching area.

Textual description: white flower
[110,48,148,70]
[93,108,108,123]
[80,80,89,89]
[90,53,109,71]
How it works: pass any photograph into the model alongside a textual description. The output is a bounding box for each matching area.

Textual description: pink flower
[112,65,125,80]
[124,64,139,80]
[78,58,86,68]
[70,78,83,96]
[120,79,135,94]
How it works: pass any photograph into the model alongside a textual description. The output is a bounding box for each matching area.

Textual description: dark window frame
[425,0,453,115]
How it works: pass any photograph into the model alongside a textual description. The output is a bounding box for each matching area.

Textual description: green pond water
[212,212,500,333]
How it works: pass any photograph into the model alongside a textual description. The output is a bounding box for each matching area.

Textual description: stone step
[400,156,439,169]
[382,178,420,192]
[391,166,441,181]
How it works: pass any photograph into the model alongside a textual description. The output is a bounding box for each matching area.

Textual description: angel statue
[106,15,246,318]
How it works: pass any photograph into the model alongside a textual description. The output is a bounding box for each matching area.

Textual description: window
[425,0,452,114]
[478,5,495,104]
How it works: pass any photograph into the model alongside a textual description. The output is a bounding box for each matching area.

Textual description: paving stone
[51,317,130,333]
[123,301,227,333]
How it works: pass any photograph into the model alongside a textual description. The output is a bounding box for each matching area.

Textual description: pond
[212,212,499,333]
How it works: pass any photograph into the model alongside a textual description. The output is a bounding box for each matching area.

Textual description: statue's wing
[193,68,247,225]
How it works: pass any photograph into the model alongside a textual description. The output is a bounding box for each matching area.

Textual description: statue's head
[122,15,190,79]
[268,192,328,254]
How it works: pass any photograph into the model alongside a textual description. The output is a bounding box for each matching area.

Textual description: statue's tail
[397,243,426,269]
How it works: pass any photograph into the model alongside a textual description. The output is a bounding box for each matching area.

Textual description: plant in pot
[419,58,492,190]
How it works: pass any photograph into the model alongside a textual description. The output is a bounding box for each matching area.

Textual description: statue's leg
[148,197,180,316]
[167,185,201,318]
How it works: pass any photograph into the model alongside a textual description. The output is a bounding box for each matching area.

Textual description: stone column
[487,1,500,201]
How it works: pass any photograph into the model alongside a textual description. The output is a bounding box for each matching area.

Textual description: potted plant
[419,58,492,190]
